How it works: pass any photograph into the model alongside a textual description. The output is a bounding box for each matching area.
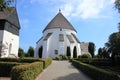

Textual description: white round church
[35,11,82,58]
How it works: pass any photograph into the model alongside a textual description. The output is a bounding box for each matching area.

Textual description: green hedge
[11,62,43,80]
[0,58,52,77]
[75,58,112,66]
[20,58,41,63]
[72,60,119,80]
[0,58,19,62]
[40,58,52,69]
[0,62,21,77]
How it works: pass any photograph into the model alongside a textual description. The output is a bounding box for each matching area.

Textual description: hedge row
[75,58,112,66]
[40,58,52,69]
[0,58,19,62]
[0,58,52,78]
[0,62,21,77]
[0,58,41,63]
[72,60,119,80]
[11,62,43,80]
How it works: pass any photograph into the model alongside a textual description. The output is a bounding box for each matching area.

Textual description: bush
[0,62,21,77]
[0,58,19,62]
[114,55,120,65]
[75,58,112,66]
[62,56,68,60]
[79,53,91,58]
[20,58,40,63]
[11,62,43,80]
[54,56,62,60]
[39,58,52,69]
[72,60,119,80]
[0,58,52,69]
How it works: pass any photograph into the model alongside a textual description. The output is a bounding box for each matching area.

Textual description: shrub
[39,58,52,69]
[62,55,68,60]
[72,60,119,80]
[54,56,62,60]
[75,58,112,66]
[0,58,19,62]
[20,58,40,63]
[79,53,91,58]
[114,55,120,65]
[73,46,77,58]
[0,62,21,77]
[11,62,43,80]
[66,46,71,57]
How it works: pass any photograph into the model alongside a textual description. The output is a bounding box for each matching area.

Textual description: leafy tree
[27,46,34,57]
[115,0,120,13]
[73,46,77,58]
[0,0,14,11]
[18,48,25,58]
[105,32,120,59]
[66,46,71,57]
[97,48,102,58]
[88,42,95,58]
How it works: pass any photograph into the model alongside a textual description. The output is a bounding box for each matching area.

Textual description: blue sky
[16,0,119,54]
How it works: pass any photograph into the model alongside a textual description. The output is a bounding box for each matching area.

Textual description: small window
[54,50,58,55]
[60,28,62,31]
[59,34,64,41]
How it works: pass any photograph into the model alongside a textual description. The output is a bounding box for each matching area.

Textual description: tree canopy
[88,42,95,58]
[18,48,25,58]
[115,0,120,12]
[0,0,15,11]
[105,32,120,58]
[27,46,34,57]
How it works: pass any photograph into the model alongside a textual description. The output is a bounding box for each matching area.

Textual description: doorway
[38,46,43,58]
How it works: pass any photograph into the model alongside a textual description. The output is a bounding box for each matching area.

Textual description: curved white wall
[0,30,19,58]
[35,28,81,58]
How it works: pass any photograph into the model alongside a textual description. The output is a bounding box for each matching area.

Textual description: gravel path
[35,61,92,80]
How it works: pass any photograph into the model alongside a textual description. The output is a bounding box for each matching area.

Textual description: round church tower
[35,11,81,58]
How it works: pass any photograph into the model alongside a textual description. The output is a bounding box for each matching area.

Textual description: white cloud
[29,0,115,19]
[20,19,29,28]
[110,0,115,4]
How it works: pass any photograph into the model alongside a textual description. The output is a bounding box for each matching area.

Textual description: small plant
[79,53,91,58]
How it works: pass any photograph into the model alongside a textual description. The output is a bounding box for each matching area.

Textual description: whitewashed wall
[0,30,19,58]
[35,28,81,58]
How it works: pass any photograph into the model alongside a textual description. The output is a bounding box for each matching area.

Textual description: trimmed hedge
[39,58,52,69]
[11,62,43,80]
[72,60,119,80]
[0,58,19,62]
[0,58,52,78]
[0,62,21,77]
[75,58,112,66]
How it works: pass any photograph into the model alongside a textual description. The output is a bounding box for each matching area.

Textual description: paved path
[36,61,92,80]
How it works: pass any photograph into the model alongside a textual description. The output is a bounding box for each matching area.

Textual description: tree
[73,46,77,58]
[102,47,110,58]
[0,0,15,11]
[88,42,95,58]
[27,46,34,57]
[97,48,102,58]
[105,32,120,59]
[66,46,71,57]
[18,48,25,58]
[115,0,120,13]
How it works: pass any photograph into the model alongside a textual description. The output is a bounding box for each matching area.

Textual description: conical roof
[43,11,76,32]
[0,7,20,29]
